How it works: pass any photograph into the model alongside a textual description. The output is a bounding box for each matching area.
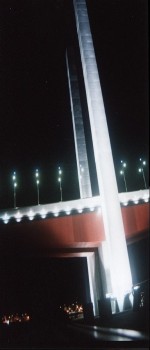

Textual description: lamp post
[35,169,40,205]
[58,166,62,201]
[12,171,17,208]
[120,160,127,192]
[138,158,147,189]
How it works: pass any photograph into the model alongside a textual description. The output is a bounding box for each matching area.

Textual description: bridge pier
[87,250,105,316]
[73,0,132,310]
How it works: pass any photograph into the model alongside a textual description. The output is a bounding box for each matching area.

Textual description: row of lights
[1,206,95,224]
[1,192,149,224]
[120,158,148,192]
[11,167,63,209]
[2,313,30,325]
[5,158,149,209]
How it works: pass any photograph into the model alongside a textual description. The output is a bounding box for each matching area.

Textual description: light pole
[120,160,127,192]
[138,158,147,189]
[12,171,17,208]
[58,166,62,201]
[35,169,40,205]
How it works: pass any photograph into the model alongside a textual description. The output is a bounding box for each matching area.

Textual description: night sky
[0,0,149,210]
[0,0,149,315]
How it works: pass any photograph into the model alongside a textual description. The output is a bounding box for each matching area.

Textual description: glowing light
[28,210,34,220]
[40,209,47,219]
[138,158,147,189]
[35,169,40,205]
[58,168,62,175]
[58,167,63,201]
[143,193,149,203]
[120,161,127,192]
[3,213,9,224]
[134,285,140,290]
[78,208,83,213]
[65,207,71,215]
[15,211,22,222]
[12,171,17,208]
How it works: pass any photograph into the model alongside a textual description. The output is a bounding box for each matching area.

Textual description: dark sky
[0,0,149,210]
[0,0,149,316]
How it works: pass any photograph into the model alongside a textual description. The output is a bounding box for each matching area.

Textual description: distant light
[36,179,39,184]
[120,170,124,175]
[58,177,61,182]
[134,285,140,290]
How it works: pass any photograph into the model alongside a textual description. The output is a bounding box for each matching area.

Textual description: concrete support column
[66,48,92,199]
[73,0,132,310]
[87,251,102,316]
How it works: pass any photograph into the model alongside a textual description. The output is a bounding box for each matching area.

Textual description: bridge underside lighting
[0,190,149,225]
[3,214,9,224]
[90,207,94,211]
[78,208,83,213]
[40,209,47,219]
[28,210,34,221]
[66,211,71,215]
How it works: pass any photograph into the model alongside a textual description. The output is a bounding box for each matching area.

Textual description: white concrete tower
[73,0,132,310]
[66,47,92,199]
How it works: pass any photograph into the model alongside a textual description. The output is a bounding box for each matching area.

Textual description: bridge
[0,0,149,318]
[0,189,149,316]
[0,189,149,258]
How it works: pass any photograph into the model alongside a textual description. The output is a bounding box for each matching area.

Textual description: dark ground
[0,308,149,349]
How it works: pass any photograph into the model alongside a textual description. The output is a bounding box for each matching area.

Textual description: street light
[138,158,147,189]
[35,169,40,205]
[120,160,127,192]
[58,166,62,201]
[12,171,17,208]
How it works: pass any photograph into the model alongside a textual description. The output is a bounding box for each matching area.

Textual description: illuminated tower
[66,47,92,199]
[73,0,132,310]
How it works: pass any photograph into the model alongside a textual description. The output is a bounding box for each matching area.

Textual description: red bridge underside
[0,203,149,258]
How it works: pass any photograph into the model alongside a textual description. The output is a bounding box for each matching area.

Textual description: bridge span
[0,189,149,258]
